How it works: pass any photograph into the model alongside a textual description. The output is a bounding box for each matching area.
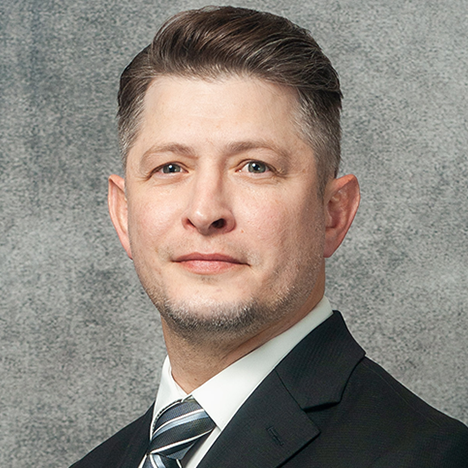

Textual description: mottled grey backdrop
[1,0,467,466]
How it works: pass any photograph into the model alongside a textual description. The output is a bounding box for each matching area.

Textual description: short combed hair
[118,6,342,192]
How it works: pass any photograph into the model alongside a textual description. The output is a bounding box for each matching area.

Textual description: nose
[182,170,236,236]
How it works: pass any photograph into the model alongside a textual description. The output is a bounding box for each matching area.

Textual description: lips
[174,252,245,274]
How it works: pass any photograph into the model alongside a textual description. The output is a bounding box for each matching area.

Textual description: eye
[242,161,269,174]
[160,163,183,174]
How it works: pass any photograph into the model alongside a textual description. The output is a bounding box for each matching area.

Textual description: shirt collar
[153,296,333,433]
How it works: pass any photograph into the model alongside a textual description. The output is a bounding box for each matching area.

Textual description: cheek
[127,196,179,250]
[242,197,304,251]
[245,194,325,261]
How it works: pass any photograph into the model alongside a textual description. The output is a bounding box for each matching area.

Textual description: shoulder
[69,405,153,468]
[278,311,468,467]
[336,357,468,466]
[353,357,465,430]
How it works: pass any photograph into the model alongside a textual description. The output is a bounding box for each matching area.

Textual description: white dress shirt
[139,296,333,468]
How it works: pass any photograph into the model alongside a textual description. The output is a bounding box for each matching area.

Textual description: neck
[162,271,325,394]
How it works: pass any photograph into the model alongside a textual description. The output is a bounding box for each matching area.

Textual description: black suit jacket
[70,312,468,467]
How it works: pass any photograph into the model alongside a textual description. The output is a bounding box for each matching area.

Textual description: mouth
[174,252,246,275]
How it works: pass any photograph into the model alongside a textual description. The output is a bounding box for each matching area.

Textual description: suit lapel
[198,312,365,468]
[276,311,365,410]
[115,404,153,468]
[197,370,320,468]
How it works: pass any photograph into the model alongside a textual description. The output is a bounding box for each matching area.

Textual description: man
[71,6,468,467]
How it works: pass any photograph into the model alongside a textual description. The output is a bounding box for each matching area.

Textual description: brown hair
[118,6,342,191]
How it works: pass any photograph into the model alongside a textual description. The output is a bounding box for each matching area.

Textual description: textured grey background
[1,0,467,466]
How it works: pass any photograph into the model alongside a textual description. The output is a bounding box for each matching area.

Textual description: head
[109,7,359,350]
[117,6,342,196]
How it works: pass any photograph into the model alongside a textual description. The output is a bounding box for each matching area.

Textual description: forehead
[145,74,299,125]
[127,74,313,165]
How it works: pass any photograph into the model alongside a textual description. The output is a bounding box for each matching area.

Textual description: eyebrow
[140,139,291,164]
[142,143,196,160]
[224,140,291,159]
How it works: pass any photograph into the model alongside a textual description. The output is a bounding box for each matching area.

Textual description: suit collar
[198,311,365,468]
[276,310,365,409]
[197,370,320,468]
[116,404,153,468]
[113,312,365,468]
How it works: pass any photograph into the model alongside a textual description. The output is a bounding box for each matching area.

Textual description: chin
[154,294,279,342]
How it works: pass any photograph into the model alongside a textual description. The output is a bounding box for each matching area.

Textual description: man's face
[111,75,330,341]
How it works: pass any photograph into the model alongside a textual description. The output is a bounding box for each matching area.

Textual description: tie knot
[145,397,215,466]
[153,398,207,433]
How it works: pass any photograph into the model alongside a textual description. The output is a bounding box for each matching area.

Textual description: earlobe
[323,174,360,258]
[108,174,133,259]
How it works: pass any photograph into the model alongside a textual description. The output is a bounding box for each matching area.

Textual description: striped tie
[143,397,215,468]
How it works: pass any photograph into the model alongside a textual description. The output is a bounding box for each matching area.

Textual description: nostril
[211,218,226,229]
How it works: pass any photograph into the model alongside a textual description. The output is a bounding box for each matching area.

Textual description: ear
[108,174,133,259]
[323,174,360,258]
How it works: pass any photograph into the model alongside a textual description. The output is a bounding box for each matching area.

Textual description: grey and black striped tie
[143,397,215,468]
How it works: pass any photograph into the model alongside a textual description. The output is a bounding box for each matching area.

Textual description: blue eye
[162,163,182,173]
[247,161,268,173]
